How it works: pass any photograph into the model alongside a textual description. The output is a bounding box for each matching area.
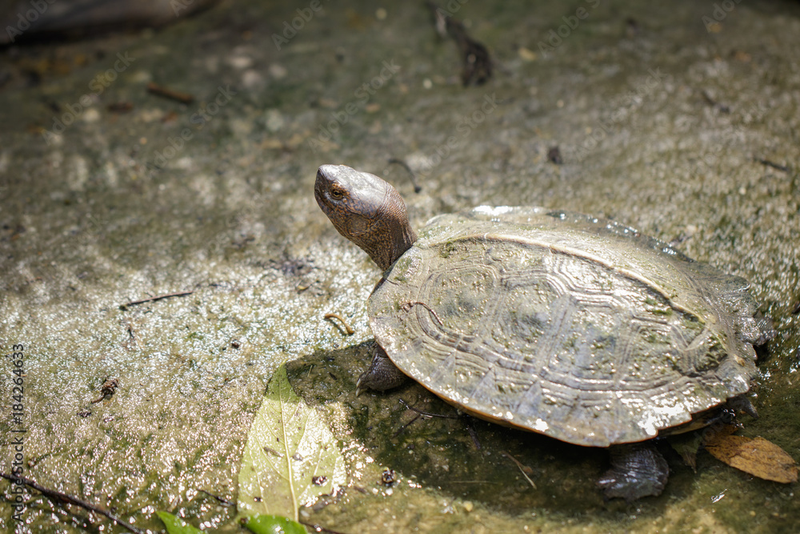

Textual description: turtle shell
[368,207,772,447]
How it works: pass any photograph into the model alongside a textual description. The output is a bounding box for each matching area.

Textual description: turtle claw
[728,395,759,419]
[355,375,367,397]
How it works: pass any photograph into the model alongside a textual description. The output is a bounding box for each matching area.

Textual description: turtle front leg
[597,443,669,501]
[356,344,408,394]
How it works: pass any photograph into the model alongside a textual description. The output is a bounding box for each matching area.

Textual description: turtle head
[315,164,417,271]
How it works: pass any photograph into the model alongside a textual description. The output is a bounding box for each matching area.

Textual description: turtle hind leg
[356,344,408,394]
[597,443,669,501]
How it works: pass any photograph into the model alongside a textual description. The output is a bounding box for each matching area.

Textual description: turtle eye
[330,187,345,200]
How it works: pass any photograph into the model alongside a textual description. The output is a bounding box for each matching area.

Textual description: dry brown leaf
[705,434,798,484]
[668,431,703,471]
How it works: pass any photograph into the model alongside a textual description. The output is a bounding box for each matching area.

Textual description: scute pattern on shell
[368,207,769,447]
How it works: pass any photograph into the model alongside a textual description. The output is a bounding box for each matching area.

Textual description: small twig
[701,90,730,113]
[502,452,537,489]
[387,158,421,193]
[398,398,458,419]
[198,488,234,507]
[146,82,195,104]
[0,472,143,534]
[119,291,194,310]
[463,416,481,450]
[393,397,458,438]
[392,411,423,438]
[107,102,134,113]
[752,157,791,173]
[323,313,354,335]
[123,319,140,350]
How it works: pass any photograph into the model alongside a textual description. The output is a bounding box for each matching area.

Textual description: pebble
[227,55,253,70]
[264,109,284,132]
[242,69,263,89]
[82,108,101,123]
[269,63,288,79]
[518,47,537,62]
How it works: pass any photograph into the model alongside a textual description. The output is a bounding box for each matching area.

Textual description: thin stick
[392,411,423,438]
[398,398,458,419]
[119,290,194,310]
[0,472,143,534]
[752,157,791,173]
[198,488,234,507]
[323,313,355,335]
[701,90,730,113]
[502,452,537,489]
[146,82,195,104]
[387,158,421,193]
[463,416,482,450]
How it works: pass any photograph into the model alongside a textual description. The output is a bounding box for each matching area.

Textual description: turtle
[313,164,775,500]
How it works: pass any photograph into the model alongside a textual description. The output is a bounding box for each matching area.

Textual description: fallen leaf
[705,434,798,484]
[668,431,704,471]
[238,365,345,521]
[668,420,737,471]
[245,514,307,534]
